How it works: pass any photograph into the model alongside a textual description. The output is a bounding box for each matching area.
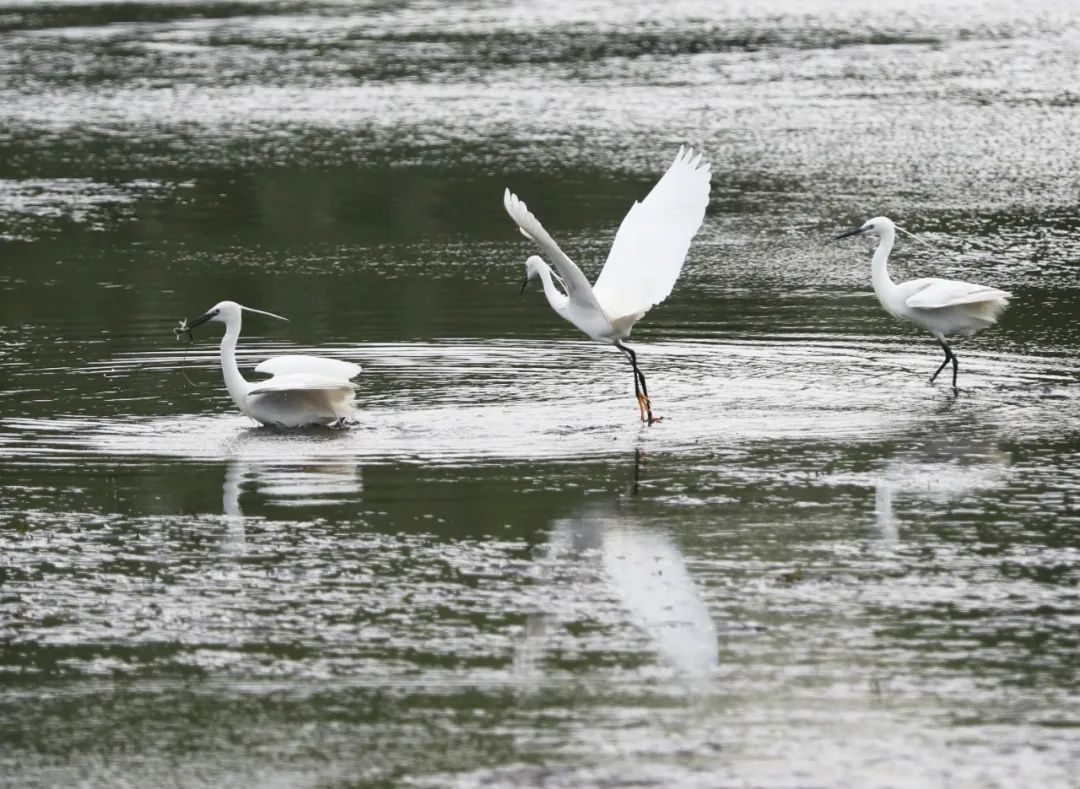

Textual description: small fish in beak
[174,317,193,343]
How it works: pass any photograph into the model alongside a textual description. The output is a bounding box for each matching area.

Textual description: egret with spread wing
[180,300,361,427]
[504,146,711,424]
[835,216,1012,391]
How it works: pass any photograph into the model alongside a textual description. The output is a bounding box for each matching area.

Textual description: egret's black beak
[834,226,866,240]
[186,311,214,330]
[519,275,529,295]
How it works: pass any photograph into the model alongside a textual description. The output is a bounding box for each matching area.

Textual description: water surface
[2,1,1079,786]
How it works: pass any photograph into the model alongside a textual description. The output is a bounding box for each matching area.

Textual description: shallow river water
[1,1,1079,786]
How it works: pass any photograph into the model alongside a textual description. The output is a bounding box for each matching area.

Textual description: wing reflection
[874,478,897,544]
[601,518,719,676]
[520,498,718,678]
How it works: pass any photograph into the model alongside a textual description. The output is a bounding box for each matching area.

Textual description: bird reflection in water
[221,458,363,516]
[516,449,718,679]
[221,460,247,551]
[873,418,1011,541]
[219,431,362,551]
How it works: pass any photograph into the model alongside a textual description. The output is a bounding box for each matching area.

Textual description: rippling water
[2,1,1079,786]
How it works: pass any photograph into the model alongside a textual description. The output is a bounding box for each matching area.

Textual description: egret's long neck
[871,226,898,302]
[219,317,249,409]
[536,263,571,316]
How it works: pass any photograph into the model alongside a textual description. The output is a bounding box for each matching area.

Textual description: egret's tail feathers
[968,294,1011,323]
[953,294,1011,335]
[330,389,358,419]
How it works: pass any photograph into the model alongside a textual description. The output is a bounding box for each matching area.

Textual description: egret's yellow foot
[637,393,661,425]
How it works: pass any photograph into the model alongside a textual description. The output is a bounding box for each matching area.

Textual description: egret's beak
[519,275,529,294]
[186,311,214,330]
[834,226,867,240]
[241,306,289,321]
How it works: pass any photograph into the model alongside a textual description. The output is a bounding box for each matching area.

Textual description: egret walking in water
[835,216,1012,391]
[504,146,711,424]
[178,300,361,427]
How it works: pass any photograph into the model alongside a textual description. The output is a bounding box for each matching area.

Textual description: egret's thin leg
[929,339,952,384]
[617,343,644,420]
[616,342,658,425]
[637,364,654,415]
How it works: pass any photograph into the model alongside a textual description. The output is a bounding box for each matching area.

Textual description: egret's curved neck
[219,317,250,409]
[871,226,898,299]
[536,262,570,316]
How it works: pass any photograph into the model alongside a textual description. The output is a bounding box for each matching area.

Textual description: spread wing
[248,373,356,397]
[254,355,361,381]
[591,146,711,319]
[503,188,604,309]
[904,278,1012,309]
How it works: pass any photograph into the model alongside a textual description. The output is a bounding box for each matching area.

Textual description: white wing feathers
[249,356,359,398]
[904,278,1013,310]
[592,146,711,319]
[248,372,355,397]
[502,188,602,306]
[254,355,361,381]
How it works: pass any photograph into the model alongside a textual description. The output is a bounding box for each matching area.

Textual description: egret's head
[520,255,545,294]
[835,216,896,240]
[186,300,288,331]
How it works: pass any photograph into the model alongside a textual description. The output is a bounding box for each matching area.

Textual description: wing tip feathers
[504,187,539,242]
[671,145,711,178]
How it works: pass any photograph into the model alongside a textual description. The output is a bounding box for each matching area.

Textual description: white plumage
[504,146,711,423]
[593,148,711,319]
[836,216,1012,390]
[253,355,361,380]
[182,300,360,427]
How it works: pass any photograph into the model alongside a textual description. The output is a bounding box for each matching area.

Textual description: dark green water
[2,1,1079,786]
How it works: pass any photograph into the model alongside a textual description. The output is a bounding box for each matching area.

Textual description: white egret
[836,216,1012,391]
[179,300,361,427]
[504,146,711,424]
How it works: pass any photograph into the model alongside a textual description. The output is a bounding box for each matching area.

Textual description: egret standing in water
[504,146,711,424]
[835,216,1012,391]
[178,300,361,427]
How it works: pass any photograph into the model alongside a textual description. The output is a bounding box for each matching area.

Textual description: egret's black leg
[618,343,642,397]
[616,342,644,421]
[929,339,960,394]
[929,339,952,384]
[616,342,658,425]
